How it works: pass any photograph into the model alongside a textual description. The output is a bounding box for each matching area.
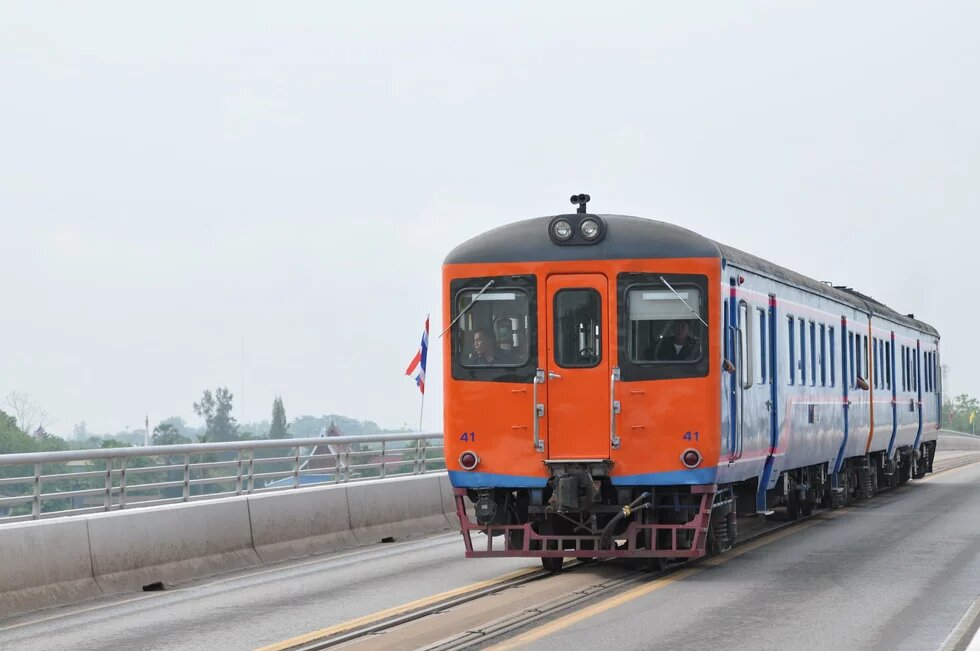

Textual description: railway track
[267,453,980,651]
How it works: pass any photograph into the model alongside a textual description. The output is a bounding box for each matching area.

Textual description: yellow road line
[255,565,540,651]
[491,466,979,651]
[488,513,845,650]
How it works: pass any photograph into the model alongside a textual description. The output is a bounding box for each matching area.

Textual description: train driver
[645,320,698,362]
[468,328,514,365]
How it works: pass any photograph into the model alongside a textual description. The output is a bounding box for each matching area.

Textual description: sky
[1,1,978,437]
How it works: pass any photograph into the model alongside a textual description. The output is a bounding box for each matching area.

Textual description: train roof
[444,214,938,338]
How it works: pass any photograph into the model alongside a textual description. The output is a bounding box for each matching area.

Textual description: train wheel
[725,509,738,544]
[787,489,802,520]
[541,556,564,572]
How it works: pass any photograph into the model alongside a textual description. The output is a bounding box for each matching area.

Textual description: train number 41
[683,431,700,441]
[459,432,476,442]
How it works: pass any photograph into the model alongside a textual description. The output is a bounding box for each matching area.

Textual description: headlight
[580,219,600,240]
[552,219,573,241]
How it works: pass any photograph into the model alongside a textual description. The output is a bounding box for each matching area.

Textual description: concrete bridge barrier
[247,484,357,564]
[347,474,452,545]
[0,519,100,617]
[86,497,261,594]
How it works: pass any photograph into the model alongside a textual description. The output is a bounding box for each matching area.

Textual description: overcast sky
[1,2,977,437]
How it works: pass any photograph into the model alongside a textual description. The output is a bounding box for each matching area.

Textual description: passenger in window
[468,328,514,365]
[645,320,698,361]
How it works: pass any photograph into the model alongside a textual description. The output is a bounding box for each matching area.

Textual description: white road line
[940,594,980,651]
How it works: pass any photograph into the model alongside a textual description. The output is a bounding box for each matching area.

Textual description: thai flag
[405,316,429,394]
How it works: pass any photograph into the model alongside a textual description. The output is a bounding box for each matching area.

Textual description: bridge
[0,432,978,650]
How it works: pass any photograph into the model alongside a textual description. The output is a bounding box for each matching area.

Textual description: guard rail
[0,433,444,524]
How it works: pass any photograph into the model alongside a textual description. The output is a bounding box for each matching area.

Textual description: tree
[945,394,980,433]
[152,422,191,446]
[3,391,48,437]
[0,409,36,455]
[269,396,290,439]
[193,387,239,442]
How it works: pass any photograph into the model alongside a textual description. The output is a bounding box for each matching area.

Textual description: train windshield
[626,287,705,364]
[455,289,531,367]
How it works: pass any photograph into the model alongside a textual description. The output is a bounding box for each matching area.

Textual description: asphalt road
[494,459,980,651]
[0,532,532,650]
[1,447,976,651]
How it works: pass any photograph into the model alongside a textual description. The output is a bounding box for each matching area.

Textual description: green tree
[152,422,191,446]
[945,394,980,433]
[0,409,37,455]
[269,396,290,439]
[193,387,239,442]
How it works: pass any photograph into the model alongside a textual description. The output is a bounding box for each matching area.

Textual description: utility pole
[145,414,150,446]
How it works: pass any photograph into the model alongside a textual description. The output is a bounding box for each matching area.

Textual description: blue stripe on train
[448,467,718,488]
[448,470,548,488]
[611,467,718,486]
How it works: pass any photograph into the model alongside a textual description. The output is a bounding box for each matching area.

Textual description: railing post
[419,437,428,474]
[236,450,243,496]
[247,452,255,494]
[344,452,350,482]
[294,447,300,488]
[119,457,127,510]
[103,460,112,511]
[182,454,190,502]
[33,463,41,520]
[380,440,387,478]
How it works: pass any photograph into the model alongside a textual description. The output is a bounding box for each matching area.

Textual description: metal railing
[0,433,444,525]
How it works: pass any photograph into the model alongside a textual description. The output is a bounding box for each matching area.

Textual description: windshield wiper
[439,279,495,338]
[659,276,709,329]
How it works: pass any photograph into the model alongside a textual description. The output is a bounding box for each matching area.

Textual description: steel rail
[280,451,980,651]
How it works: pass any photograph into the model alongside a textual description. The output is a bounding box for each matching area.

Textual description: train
[442,195,941,571]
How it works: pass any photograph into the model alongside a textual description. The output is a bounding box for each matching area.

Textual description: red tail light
[459,451,479,470]
[681,449,701,468]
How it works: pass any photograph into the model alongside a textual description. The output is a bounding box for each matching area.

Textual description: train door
[545,274,610,459]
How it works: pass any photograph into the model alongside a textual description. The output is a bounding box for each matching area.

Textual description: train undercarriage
[455,443,937,572]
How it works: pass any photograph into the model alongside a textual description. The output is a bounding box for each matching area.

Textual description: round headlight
[552,219,573,241]
[580,219,600,240]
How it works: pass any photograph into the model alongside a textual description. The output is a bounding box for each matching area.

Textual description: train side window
[787,316,795,386]
[854,334,859,383]
[819,324,827,387]
[873,338,879,389]
[809,321,816,386]
[863,336,869,386]
[848,332,855,388]
[798,317,806,385]
[929,352,935,392]
[922,353,932,393]
[881,340,886,388]
[738,301,753,389]
[885,341,891,390]
[553,289,602,368]
[829,326,836,387]
[757,308,767,384]
[913,351,918,392]
[902,346,909,391]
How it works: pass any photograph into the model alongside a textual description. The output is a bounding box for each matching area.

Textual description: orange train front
[442,195,941,571]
